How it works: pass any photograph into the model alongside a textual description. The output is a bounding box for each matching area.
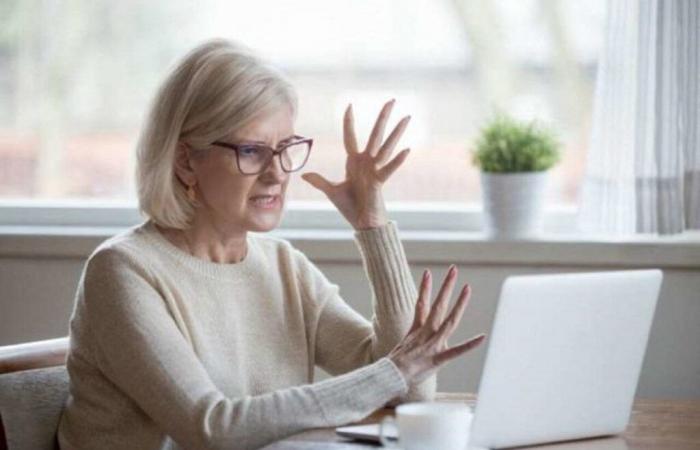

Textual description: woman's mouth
[249,194,281,210]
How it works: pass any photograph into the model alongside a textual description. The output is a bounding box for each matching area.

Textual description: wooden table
[263,393,700,450]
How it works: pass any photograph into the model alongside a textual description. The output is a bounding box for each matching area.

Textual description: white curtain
[578,0,700,235]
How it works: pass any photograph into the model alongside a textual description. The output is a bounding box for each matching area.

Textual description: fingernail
[461,284,470,295]
[423,270,429,281]
[449,265,457,276]
[389,98,396,104]
[405,115,412,122]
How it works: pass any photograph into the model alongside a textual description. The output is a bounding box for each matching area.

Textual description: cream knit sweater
[57,221,436,450]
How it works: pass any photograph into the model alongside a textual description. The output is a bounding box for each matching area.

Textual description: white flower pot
[480,171,549,239]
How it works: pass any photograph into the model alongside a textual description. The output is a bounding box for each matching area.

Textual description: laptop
[337,270,663,449]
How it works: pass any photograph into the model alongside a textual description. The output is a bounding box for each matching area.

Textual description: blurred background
[3,1,700,402]
[0,0,605,207]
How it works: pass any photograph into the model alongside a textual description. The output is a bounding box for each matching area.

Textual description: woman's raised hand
[388,266,486,384]
[301,99,411,230]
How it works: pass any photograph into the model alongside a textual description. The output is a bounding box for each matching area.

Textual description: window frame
[0,200,578,233]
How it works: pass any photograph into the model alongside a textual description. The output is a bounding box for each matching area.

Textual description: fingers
[425,265,458,331]
[343,104,359,155]
[418,269,432,326]
[410,270,432,333]
[433,333,486,366]
[375,115,411,165]
[377,148,410,183]
[366,99,395,156]
[435,284,471,339]
[301,172,334,196]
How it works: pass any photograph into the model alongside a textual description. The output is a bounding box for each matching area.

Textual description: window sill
[1,225,698,269]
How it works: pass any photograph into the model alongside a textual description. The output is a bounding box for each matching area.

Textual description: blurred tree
[539,0,592,132]
[450,0,514,114]
[0,0,195,197]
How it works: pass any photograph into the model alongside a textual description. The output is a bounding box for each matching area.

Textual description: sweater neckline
[140,221,258,281]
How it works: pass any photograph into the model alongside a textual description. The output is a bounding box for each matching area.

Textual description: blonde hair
[136,39,298,229]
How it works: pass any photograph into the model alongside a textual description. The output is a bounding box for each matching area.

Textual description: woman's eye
[239,146,261,157]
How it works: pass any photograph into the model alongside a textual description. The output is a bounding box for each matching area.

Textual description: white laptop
[337,269,663,449]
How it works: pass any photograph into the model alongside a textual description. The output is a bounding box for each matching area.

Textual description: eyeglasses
[211,136,313,175]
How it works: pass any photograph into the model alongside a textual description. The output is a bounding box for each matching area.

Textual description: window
[0,0,605,225]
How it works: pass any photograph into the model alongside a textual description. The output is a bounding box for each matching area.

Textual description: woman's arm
[295,222,437,402]
[300,100,436,401]
[81,249,407,450]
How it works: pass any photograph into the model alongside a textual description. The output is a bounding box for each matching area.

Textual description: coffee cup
[379,402,472,450]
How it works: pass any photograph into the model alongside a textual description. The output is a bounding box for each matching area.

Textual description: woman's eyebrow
[238,135,298,146]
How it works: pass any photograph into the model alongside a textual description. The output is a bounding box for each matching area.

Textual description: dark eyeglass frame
[211,136,313,175]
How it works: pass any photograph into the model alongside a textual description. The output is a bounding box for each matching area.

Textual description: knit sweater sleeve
[298,221,436,402]
[81,247,407,450]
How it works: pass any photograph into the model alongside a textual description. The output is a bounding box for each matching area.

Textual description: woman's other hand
[388,266,487,385]
[302,99,411,230]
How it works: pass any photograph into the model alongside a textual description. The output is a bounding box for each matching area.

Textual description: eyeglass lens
[237,142,310,174]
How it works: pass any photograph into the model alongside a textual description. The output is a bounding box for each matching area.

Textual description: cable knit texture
[57,221,435,450]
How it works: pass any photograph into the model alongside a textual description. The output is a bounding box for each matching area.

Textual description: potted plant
[472,114,561,238]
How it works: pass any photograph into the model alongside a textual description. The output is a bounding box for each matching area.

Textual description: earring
[187,184,196,202]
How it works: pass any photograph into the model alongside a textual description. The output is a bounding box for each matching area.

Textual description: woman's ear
[174,142,197,188]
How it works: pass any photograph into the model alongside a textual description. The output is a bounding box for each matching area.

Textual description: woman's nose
[261,153,287,182]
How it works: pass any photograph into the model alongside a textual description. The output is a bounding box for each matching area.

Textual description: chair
[0,338,69,450]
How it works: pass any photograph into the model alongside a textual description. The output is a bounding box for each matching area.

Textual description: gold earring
[187,185,196,202]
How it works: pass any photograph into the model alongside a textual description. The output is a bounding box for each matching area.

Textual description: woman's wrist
[353,218,389,230]
[352,210,389,230]
[387,354,412,385]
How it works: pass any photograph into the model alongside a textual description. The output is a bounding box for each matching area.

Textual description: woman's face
[190,105,295,234]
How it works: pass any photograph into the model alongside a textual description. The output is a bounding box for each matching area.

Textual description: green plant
[472,114,561,173]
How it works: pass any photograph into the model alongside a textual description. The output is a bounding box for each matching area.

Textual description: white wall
[1,230,699,398]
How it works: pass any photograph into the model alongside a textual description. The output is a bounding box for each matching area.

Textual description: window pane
[0,0,605,206]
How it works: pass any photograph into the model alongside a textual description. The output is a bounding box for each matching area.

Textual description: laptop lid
[470,269,662,449]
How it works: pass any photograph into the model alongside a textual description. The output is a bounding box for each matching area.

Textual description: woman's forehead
[231,106,295,144]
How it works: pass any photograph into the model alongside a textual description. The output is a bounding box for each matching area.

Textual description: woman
[57,39,485,450]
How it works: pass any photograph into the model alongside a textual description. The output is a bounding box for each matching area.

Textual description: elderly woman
[57,39,485,450]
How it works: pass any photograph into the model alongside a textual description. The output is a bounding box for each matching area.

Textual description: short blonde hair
[136,39,298,229]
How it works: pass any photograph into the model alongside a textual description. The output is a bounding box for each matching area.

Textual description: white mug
[379,402,473,450]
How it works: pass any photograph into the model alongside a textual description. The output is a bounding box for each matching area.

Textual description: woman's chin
[245,197,285,232]
[247,211,284,232]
